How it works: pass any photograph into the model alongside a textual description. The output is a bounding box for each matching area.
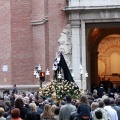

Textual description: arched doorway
[87,26,120,91]
[98,35,120,88]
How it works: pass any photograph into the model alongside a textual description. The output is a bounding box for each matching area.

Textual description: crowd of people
[0,83,120,120]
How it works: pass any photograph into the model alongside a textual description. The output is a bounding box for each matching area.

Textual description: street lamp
[33,64,50,89]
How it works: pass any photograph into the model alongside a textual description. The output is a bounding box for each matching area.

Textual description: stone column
[81,20,87,90]
[71,25,81,87]
[70,17,87,90]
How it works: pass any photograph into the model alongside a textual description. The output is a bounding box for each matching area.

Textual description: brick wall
[0,0,67,86]
[0,0,11,85]
[10,0,34,85]
[32,0,67,81]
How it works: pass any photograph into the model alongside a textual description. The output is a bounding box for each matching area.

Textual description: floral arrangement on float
[42,80,81,100]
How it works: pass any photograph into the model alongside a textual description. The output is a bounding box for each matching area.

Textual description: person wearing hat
[97,84,105,98]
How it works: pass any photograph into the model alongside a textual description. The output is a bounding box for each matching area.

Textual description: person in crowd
[38,95,46,110]
[77,95,91,120]
[14,98,29,120]
[69,100,80,120]
[88,96,95,102]
[109,98,120,120]
[51,105,57,116]
[84,89,88,96]
[97,84,105,98]
[59,95,76,120]
[3,101,11,118]
[12,85,18,94]
[35,100,43,115]
[47,98,55,106]
[114,93,119,101]
[88,99,93,106]
[92,94,98,100]
[93,90,97,95]
[4,94,10,101]
[104,98,118,120]
[0,107,6,120]
[116,98,120,106]
[92,100,111,120]
[54,107,60,120]
[59,101,66,107]
[40,104,55,120]
[25,102,40,120]
[101,92,108,100]
[6,108,12,120]
[11,108,22,120]
[23,95,30,109]
[90,102,99,114]
[10,93,15,108]
[109,84,119,98]
[87,93,93,98]
[0,100,9,118]
[4,101,11,113]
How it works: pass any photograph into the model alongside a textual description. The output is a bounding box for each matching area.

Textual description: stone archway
[88,27,120,91]
[98,35,120,87]
[64,0,120,91]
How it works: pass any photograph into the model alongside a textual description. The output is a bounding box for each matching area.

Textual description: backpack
[76,104,93,120]
[95,110,102,119]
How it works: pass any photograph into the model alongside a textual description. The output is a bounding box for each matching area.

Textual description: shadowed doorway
[86,24,120,92]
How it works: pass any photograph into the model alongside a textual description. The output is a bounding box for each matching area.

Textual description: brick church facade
[1,0,120,91]
[0,0,67,89]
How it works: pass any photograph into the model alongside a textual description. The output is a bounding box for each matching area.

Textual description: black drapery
[53,52,74,82]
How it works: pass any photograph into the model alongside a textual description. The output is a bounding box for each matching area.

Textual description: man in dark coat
[97,84,105,98]
[38,95,46,110]
[109,84,120,98]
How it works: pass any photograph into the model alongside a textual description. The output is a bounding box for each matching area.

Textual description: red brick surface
[0,0,67,86]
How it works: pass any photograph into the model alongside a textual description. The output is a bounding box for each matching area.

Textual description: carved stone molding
[31,17,48,26]
[98,37,120,54]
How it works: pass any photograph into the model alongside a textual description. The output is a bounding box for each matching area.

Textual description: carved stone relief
[98,37,120,54]
[58,24,72,68]
[98,36,120,76]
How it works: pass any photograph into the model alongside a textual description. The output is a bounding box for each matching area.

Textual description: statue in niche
[58,24,72,68]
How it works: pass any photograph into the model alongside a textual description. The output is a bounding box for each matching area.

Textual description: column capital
[68,19,81,27]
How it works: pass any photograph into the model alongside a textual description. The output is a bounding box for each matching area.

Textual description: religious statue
[58,24,72,68]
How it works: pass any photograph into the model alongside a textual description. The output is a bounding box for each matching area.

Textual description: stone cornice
[63,5,120,12]
[31,17,48,26]
[0,85,39,90]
